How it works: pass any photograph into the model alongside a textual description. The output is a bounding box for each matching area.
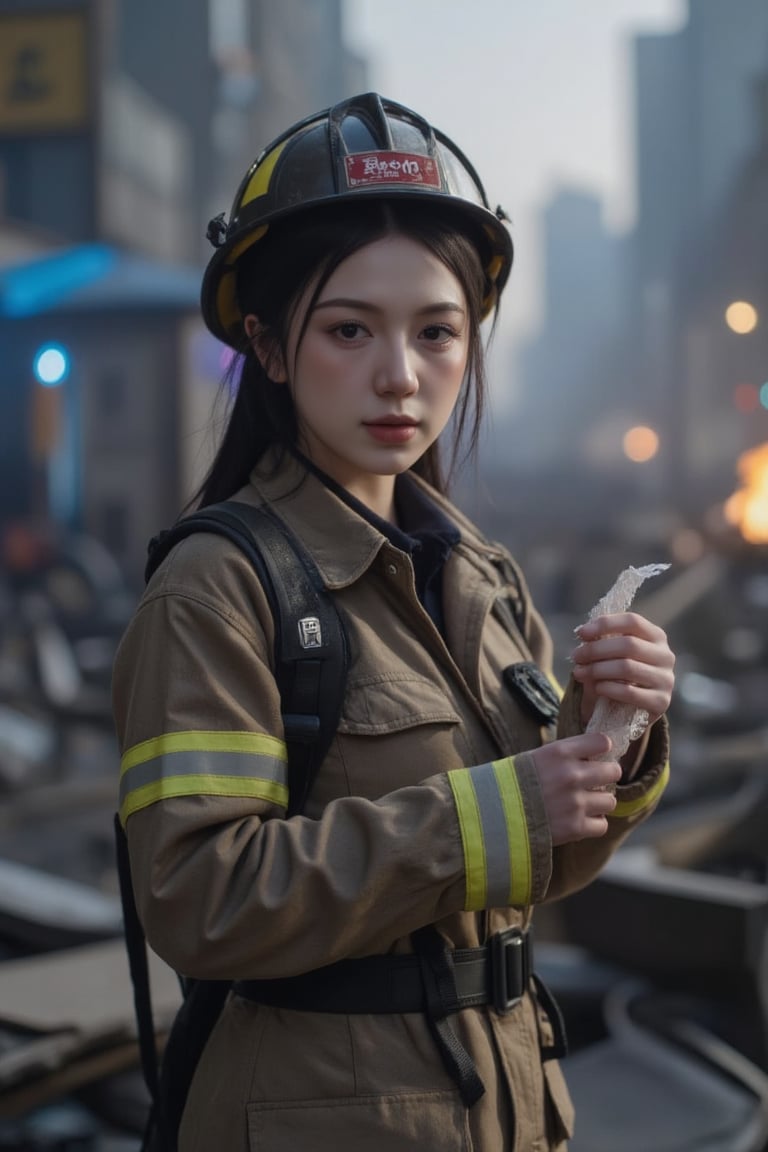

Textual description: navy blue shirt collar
[291,450,459,630]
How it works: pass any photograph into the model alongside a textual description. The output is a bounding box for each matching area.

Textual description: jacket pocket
[247,1090,471,1151]
[323,673,465,800]
[338,672,462,735]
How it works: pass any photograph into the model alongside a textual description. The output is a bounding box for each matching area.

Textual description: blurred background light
[32,344,70,387]
[622,424,659,462]
[733,382,760,411]
[725,300,759,334]
[669,527,706,563]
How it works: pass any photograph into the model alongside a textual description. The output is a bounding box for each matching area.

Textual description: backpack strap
[114,811,171,1147]
[146,499,349,816]
[118,499,349,1149]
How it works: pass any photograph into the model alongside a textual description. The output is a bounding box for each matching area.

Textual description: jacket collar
[245,451,390,590]
[243,449,503,591]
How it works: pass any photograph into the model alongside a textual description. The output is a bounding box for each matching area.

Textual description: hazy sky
[343,0,686,357]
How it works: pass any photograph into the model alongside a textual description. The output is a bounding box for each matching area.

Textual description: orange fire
[725,443,768,543]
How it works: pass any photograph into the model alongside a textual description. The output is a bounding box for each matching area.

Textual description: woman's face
[253,234,470,519]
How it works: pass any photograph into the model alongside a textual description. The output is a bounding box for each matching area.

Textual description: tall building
[110,0,215,264]
[513,188,625,470]
[0,0,102,244]
[0,0,212,264]
[0,0,369,577]
[208,0,367,226]
[676,66,768,506]
[629,0,768,512]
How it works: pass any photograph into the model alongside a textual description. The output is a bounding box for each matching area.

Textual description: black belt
[234,926,531,1017]
[234,926,565,1109]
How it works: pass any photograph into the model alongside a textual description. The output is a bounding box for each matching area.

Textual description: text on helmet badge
[345,151,442,189]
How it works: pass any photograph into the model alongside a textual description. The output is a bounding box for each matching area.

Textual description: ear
[244,314,287,383]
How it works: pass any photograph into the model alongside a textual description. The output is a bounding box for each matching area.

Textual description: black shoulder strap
[146,499,349,816]
[117,499,349,1148]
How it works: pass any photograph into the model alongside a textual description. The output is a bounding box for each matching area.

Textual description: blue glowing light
[33,343,70,386]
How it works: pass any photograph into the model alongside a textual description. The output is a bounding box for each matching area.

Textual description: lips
[363,417,419,444]
[364,415,419,427]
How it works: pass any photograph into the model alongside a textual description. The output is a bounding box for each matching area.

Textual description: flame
[725,443,768,543]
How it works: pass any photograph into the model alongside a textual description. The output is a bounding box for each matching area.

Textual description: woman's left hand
[570,612,676,729]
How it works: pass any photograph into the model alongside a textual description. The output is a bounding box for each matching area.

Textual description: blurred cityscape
[1,1,768,1149]
[474,0,768,616]
[0,1,766,603]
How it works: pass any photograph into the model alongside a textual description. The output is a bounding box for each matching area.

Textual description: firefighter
[113,92,675,1151]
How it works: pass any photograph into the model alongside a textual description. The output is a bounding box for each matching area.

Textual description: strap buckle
[490,928,530,1014]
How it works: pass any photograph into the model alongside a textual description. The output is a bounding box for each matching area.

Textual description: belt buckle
[490,927,529,1015]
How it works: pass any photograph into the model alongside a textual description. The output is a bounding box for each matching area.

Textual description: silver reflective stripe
[119,748,288,809]
[471,764,513,907]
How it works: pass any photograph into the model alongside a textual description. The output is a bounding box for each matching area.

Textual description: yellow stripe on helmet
[216,224,269,339]
[240,139,290,209]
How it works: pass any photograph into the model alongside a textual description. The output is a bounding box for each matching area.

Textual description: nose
[374,337,418,396]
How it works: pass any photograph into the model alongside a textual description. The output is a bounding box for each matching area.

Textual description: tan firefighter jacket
[113,452,670,1152]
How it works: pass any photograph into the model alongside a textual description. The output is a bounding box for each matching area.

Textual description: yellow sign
[0,11,89,133]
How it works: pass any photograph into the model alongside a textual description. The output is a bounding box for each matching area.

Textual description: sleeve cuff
[447,755,552,911]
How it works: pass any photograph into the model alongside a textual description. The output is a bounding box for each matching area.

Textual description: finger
[572,656,674,686]
[586,788,619,816]
[572,634,674,669]
[587,678,673,717]
[544,731,614,759]
[581,815,611,840]
[581,757,623,786]
[576,613,668,644]
[569,812,613,843]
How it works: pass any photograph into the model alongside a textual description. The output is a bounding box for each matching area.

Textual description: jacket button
[386,563,398,576]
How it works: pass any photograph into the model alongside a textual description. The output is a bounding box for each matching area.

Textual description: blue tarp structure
[0,244,202,317]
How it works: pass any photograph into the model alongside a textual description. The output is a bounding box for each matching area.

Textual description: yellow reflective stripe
[119,774,288,826]
[493,758,532,905]
[224,225,268,267]
[612,760,670,819]
[447,768,487,910]
[118,731,290,826]
[448,759,536,911]
[240,140,288,208]
[217,226,269,335]
[120,730,287,777]
[486,252,503,284]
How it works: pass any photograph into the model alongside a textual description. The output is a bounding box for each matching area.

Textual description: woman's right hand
[530,733,621,846]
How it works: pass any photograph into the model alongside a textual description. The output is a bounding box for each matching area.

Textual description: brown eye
[422,323,456,342]
[334,322,366,340]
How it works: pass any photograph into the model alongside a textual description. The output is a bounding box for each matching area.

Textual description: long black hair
[192,198,499,509]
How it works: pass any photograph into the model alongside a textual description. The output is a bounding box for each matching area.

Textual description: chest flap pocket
[338,672,462,736]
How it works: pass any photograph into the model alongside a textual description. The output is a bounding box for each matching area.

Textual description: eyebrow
[313,297,466,316]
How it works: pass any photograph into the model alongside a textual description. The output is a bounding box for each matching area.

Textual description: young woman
[113,93,675,1151]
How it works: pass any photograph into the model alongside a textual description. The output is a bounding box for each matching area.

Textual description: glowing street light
[32,342,70,386]
[725,301,758,335]
[622,425,659,463]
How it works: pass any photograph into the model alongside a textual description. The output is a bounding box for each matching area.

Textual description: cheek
[292,341,349,394]
[291,355,353,422]
[436,354,469,404]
